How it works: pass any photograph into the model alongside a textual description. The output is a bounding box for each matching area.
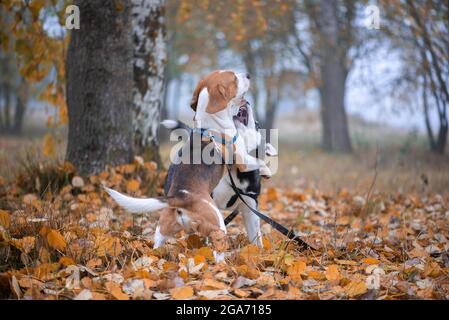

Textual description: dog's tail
[104,187,168,214]
[161,119,191,132]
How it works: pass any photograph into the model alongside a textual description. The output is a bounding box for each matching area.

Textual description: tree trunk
[435,121,448,154]
[131,0,167,165]
[317,0,352,153]
[423,76,437,151]
[12,79,29,135]
[66,0,134,176]
[319,60,352,153]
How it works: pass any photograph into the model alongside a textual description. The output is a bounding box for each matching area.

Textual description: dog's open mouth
[234,102,249,126]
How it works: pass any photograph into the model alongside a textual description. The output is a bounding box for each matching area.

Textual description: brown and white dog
[161,101,277,248]
[190,70,271,177]
[105,70,273,261]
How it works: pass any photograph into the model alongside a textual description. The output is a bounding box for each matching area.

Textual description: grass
[2,116,448,197]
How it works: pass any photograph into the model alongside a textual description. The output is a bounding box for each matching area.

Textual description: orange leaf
[0,210,10,228]
[266,187,279,202]
[239,244,260,265]
[345,280,367,298]
[196,247,214,260]
[325,264,341,281]
[106,282,129,300]
[59,256,75,266]
[170,286,194,300]
[236,265,260,280]
[362,257,380,265]
[47,229,67,251]
[287,261,306,283]
[126,179,140,193]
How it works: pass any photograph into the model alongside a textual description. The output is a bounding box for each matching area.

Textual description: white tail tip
[161,119,178,129]
[104,187,167,214]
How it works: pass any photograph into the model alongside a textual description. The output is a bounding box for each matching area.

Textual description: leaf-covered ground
[0,158,448,300]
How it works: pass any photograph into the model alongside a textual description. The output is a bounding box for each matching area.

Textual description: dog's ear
[190,79,206,112]
[265,143,278,156]
[206,83,229,113]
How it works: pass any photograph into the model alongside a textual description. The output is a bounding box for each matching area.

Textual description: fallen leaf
[345,280,367,298]
[126,179,140,193]
[362,257,380,265]
[287,261,306,283]
[170,286,194,300]
[0,210,10,228]
[47,230,67,251]
[198,289,229,299]
[74,289,93,300]
[325,264,341,281]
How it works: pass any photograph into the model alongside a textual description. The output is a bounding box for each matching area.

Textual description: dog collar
[193,128,239,146]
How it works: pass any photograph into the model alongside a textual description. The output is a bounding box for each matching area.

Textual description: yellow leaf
[170,286,194,300]
[0,210,10,228]
[345,280,367,298]
[325,264,341,281]
[47,229,67,251]
[29,0,46,19]
[196,247,214,260]
[42,134,56,158]
[126,179,140,193]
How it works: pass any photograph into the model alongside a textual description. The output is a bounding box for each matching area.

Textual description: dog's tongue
[237,98,248,108]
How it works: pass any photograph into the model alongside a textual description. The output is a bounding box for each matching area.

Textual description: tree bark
[66,0,134,175]
[131,0,167,164]
[317,0,352,153]
[12,78,28,135]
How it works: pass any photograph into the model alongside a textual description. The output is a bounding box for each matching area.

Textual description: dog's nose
[246,73,251,80]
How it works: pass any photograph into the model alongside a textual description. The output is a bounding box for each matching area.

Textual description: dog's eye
[176,208,183,215]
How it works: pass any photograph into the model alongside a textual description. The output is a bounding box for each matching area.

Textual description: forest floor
[0,119,448,300]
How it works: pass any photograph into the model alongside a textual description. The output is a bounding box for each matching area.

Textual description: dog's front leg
[153,226,169,249]
[238,197,263,247]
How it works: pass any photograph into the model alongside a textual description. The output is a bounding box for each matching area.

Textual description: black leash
[225,165,314,250]
[224,209,240,225]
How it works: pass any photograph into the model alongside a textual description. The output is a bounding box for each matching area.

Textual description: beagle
[162,102,277,247]
[105,134,229,261]
[190,70,272,177]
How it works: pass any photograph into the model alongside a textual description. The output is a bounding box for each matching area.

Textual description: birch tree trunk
[131,0,167,164]
[66,0,134,175]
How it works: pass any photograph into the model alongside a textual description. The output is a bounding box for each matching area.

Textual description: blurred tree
[290,0,370,153]
[0,0,69,154]
[0,51,30,135]
[66,0,134,175]
[132,0,167,164]
[0,0,67,136]
[173,0,295,131]
[382,0,449,154]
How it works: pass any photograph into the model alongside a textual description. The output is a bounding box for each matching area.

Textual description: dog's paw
[260,165,272,179]
[213,251,225,263]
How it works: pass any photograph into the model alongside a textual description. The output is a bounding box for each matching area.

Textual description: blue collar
[193,128,239,146]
